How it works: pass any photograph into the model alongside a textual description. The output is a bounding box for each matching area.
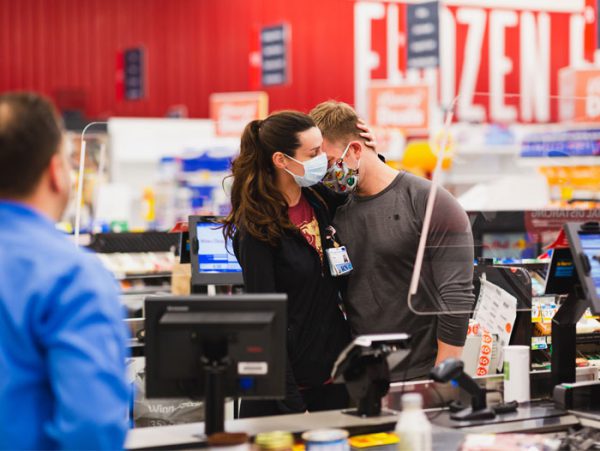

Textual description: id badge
[325,246,353,277]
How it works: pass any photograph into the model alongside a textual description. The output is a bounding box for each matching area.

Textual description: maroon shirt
[288,194,324,263]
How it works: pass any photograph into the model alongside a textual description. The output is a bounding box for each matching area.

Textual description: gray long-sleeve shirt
[333,171,475,380]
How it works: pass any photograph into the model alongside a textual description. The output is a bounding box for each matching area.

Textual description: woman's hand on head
[357,120,376,151]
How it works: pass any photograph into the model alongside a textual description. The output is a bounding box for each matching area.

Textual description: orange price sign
[210,91,268,137]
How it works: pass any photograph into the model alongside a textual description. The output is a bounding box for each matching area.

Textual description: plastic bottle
[395,393,432,451]
[142,187,156,229]
[154,156,178,230]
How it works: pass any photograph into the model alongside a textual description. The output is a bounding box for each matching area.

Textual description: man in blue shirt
[0,92,130,449]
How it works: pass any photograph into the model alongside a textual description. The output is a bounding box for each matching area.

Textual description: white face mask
[284,153,328,187]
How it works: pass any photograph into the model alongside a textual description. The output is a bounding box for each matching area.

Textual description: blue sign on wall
[261,25,288,86]
[124,48,145,100]
[406,1,440,69]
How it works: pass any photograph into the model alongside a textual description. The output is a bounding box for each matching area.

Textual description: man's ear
[272,151,288,170]
[48,153,67,194]
[350,141,363,161]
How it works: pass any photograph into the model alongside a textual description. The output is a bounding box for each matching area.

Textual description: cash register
[551,222,600,412]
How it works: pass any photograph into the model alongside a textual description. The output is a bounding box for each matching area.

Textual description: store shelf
[531,332,600,347]
[455,145,519,156]
[518,156,600,167]
[576,332,600,345]
[115,271,172,281]
[121,286,171,295]
[444,174,500,185]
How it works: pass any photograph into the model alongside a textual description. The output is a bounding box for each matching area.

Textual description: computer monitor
[144,294,287,435]
[565,222,600,315]
[544,247,577,296]
[189,216,244,286]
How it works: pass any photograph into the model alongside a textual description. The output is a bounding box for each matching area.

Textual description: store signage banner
[525,210,600,242]
[559,68,600,123]
[209,92,269,137]
[406,1,439,69]
[520,128,600,157]
[122,48,145,101]
[597,0,600,49]
[368,83,430,132]
[354,0,590,123]
[261,24,289,86]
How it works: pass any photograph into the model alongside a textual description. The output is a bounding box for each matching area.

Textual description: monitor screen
[196,222,242,273]
[144,294,286,399]
[578,233,600,300]
[544,247,577,296]
[144,294,287,435]
[564,223,600,316]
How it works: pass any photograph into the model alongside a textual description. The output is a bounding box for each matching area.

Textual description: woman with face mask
[223,111,352,418]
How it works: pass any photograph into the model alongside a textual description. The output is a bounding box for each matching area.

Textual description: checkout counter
[125,368,597,450]
[121,219,600,450]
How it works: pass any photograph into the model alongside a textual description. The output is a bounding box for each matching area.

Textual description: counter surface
[431,401,577,433]
[126,409,465,450]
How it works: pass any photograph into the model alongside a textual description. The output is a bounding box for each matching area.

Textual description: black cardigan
[233,184,351,389]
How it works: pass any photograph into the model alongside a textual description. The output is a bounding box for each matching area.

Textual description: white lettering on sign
[377,107,425,127]
[520,12,550,122]
[378,91,424,107]
[440,6,456,108]
[220,105,257,116]
[354,1,587,123]
[489,10,517,123]
[263,73,284,85]
[374,89,427,127]
[412,23,436,36]
[263,59,286,71]
[218,105,258,134]
[262,29,284,43]
[355,2,386,116]
[415,6,431,20]
[586,77,600,118]
[262,45,285,57]
[387,3,403,84]
[570,14,586,67]
[456,7,486,122]
[410,39,437,53]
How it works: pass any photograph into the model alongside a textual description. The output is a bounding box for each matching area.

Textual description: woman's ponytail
[242,119,262,151]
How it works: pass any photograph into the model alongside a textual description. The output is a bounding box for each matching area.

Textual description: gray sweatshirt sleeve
[421,185,475,347]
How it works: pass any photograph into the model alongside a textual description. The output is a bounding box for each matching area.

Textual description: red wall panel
[0,0,357,119]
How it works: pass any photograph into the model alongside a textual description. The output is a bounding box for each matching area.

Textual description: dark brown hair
[223,111,316,246]
[0,92,63,197]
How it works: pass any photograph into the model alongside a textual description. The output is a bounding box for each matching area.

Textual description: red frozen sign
[354,0,595,123]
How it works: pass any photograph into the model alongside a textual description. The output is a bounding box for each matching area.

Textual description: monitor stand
[551,285,589,386]
[342,356,396,417]
[191,284,245,295]
[551,285,600,413]
[199,339,230,437]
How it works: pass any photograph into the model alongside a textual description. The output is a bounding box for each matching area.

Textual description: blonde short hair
[309,100,363,145]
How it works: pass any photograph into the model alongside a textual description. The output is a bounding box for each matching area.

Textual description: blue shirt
[0,202,130,450]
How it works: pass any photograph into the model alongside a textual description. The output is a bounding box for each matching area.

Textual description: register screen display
[579,233,600,298]
[544,247,576,296]
[196,223,242,273]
